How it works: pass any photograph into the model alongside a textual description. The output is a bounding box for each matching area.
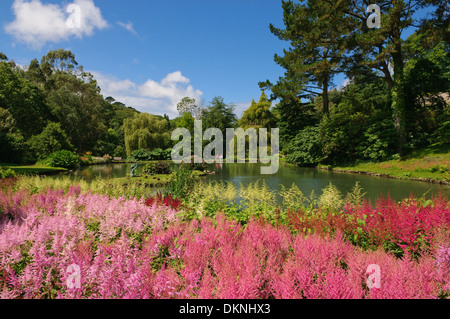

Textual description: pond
[59,162,450,203]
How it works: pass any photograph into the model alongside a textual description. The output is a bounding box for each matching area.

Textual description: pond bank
[313,144,450,186]
[319,166,450,186]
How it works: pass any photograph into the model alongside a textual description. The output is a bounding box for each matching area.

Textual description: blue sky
[0,1,436,118]
[0,0,291,118]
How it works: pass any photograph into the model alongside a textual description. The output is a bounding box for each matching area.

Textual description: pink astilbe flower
[0,189,447,299]
[436,245,450,294]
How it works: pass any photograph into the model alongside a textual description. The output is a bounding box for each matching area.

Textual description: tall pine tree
[267,0,351,117]
[338,0,446,151]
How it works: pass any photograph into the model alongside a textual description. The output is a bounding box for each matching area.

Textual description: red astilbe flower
[145,193,182,210]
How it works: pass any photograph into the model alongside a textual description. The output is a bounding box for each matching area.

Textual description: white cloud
[117,21,137,35]
[341,78,351,88]
[161,71,190,85]
[5,0,108,49]
[91,71,203,118]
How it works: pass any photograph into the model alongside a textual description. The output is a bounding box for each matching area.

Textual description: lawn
[330,144,450,183]
[0,163,67,175]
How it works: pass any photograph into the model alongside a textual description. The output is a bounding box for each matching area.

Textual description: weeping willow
[124,113,172,157]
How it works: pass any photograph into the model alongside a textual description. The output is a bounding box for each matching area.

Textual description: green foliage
[177,97,198,116]
[0,132,25,164]
[142,161,172,175]
[318,77,393,164]
[45,150,80,169]
[0,62,49,138]
[267,0,351,116]
[279,183,309,212]
[15,175,159,199]
[40,49,80,75]
[28,122,74,160]
[435,114,450,144]
[113,146,126,159]
[130,148,171,162]
[175,112,195,133]
[124,113,172,158]
[355,119,397,161]
[239,92,276,130]
[150,148,172,161]
[0,49,140,165]
[131,149,151,161]
[264,1,448,163]
[0,107,25,163]
[46,83,108,153]
[0,168,16,179]
[163,165,196,200]
[93,128,121,157]
[273,99,317,144]
[284,126,323,166]
[200,96,237,132]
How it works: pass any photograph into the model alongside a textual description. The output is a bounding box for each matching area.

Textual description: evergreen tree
[338,0,446,151]
[239,92,276,130]
[267,0,351,117]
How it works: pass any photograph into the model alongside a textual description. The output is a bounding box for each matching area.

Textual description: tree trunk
[391,47,406,154]
[381,60,394,90]
[323,79,329,117]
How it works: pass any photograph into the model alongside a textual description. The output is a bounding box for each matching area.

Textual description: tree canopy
[0,50,140,163]
[262,0,449,165]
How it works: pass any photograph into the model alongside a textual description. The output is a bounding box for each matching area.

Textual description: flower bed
[0,188,448,299]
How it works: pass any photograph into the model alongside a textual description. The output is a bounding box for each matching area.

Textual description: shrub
[183,156,208,172]
[355,119,397,161]
[163,165,196,199]
[0,132,25,164]
[284,126,323,166]
[113,146,126,159]
[45,150,81,169]
[0,168,16,178]
[131,149,151,161]
[28,122,74,160]
[163,148,172,160]
[142,161,172,175]
[149,148,165,160]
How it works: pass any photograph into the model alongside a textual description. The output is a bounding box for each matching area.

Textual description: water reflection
[61,162,450,203]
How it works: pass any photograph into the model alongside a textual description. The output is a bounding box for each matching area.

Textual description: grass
[0,162,67,175]
[330,143,450,183]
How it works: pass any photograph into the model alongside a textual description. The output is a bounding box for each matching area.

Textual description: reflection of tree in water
[74,164,131,180]
[69,163,450,202]
[224,163,264,176]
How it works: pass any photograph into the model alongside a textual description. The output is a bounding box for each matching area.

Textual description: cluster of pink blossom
[0,188,179,299]
[288,194,449,257]
[0,189,448,299]
[350,195,450,254]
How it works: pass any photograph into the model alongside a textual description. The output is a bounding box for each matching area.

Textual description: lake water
[60,162,450,203]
